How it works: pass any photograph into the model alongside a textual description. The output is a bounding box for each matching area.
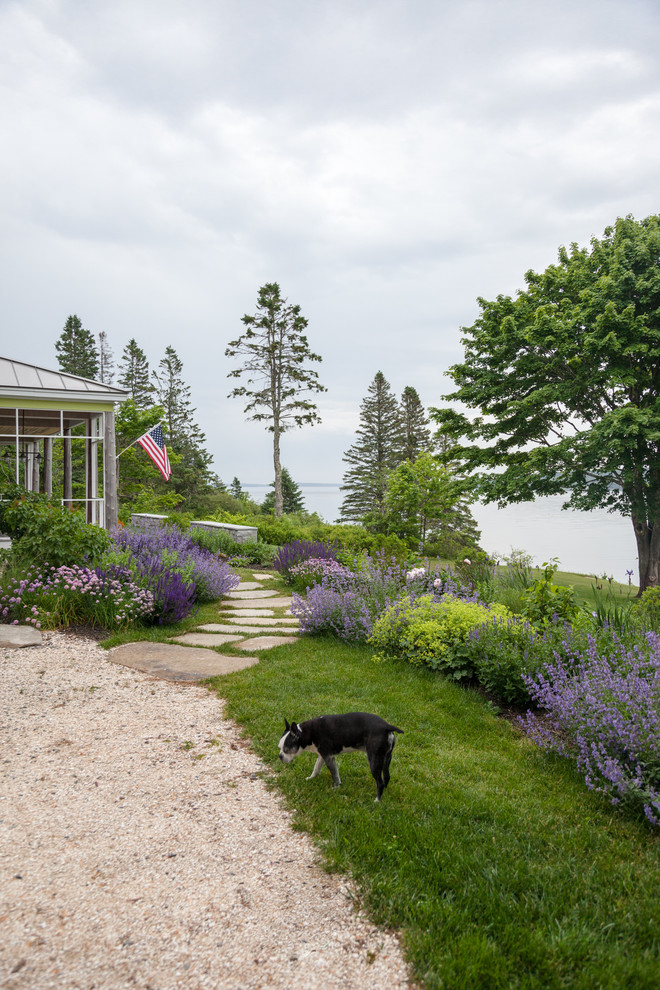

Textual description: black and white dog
[278,712,403,802]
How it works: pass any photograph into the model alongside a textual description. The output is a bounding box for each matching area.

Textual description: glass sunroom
[0,357,128,529]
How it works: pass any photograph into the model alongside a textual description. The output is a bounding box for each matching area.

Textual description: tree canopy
[432,214,660,590]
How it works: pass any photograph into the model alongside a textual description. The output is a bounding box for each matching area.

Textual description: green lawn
[207,635,660,990]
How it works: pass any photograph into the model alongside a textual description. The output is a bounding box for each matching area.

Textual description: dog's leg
[323,755,342,787]
[306,755,325,780]
[368,750,385,802]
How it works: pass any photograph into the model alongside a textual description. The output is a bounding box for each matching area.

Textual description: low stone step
[227,589,278,599]
[234,581,263,591]
[170,632,244,647]
[198,623,299,636]
[108,641,258,681]
[224,596,293,610]
[236,635,299,651]
[228,608,275,617]
[224,616,298,626]
[0,626,43,648]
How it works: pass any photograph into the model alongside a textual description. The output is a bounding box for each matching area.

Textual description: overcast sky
[2,0,659,487]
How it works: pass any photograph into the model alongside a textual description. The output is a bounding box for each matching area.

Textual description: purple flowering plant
[291,553,459,641]
[0,563,155,629]
[109,520,239,608]
[520,632,660,827]
[273,539,340,584]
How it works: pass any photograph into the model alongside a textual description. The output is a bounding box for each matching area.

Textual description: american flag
[137,424,171,481]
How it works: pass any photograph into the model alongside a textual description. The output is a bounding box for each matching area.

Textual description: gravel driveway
[0,632,413,989]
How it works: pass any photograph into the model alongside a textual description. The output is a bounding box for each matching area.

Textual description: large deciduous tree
[340,371,404,525]
[226,282,325,517]
[55,315,99,379]
[432,214,660,592]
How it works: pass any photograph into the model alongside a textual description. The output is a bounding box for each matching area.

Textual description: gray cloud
[1,0,659,487]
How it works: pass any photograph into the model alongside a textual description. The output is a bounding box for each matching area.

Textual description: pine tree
[117,339,154,407]
[261,467,305,514]
[152,347,215,503]
[230,477,245,500]
[340,371,404,524]
[400,386,431,461]
[97,331,115,384]
[226,282,325,517]
[55,315,99,379]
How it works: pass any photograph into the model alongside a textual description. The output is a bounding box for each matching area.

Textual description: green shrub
[633,586,660,631]
[521,559,581,625]
[1,493,110,568]
[370,594,512,680]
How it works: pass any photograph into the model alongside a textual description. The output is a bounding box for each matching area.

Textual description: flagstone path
[108,571,300,682]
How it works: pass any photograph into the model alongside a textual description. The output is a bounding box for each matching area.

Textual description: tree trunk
[632,512,660,593]
[273,423,283,518]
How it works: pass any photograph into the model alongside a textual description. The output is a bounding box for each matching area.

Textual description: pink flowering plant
[0,563,155,630]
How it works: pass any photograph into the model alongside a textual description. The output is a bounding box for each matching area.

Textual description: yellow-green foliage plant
[369,593,512,680]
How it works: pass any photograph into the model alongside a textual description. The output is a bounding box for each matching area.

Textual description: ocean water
[243,484,637,584]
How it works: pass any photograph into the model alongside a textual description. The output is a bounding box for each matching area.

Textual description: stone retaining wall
[130,513,258,544]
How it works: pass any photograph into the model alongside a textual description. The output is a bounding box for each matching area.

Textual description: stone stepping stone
[0,626,43,648]
[234,581,263,591]
[170,632,244,647]
[224,616,298,626]
[197,623,299,635]
[108,642,258,682]
[236,635,299,651]
[224,596,294,610]
[227,589,278,599]
[251,572,275,581]
[229,608,275,617]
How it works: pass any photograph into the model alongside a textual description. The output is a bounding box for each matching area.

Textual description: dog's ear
[284,718,291,732]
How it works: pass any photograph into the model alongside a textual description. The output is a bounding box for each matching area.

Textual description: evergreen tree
[400,386,431,461]
[55,315,99,379]
[340,371,404,524]
[97,331,115,384]
[230,477,245,500]
[261,467,305,514]
[117,339,154,407]
[226,282,325,517]
[152,346,216,504]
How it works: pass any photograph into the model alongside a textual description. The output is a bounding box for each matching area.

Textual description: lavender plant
[291,552,450,641]
[273,539,340,583]
[109,520,239,605]
[520,633,660,826]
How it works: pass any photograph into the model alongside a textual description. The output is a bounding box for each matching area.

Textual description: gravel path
[0,632,413,990]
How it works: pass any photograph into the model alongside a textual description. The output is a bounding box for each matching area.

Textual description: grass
[207,634,660,990]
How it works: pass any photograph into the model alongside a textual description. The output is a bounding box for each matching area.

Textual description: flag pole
[116,422,164,461]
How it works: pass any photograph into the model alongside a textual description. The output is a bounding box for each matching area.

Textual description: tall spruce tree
[55,315,99,379]
[226,282,325,517]
[97,331,115,384]
[340,371,404,524]
[117,339,154,407]
[153,346,215,500]
[400,386,431,461]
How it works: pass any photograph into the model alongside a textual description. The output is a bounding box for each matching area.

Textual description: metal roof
[0,357,128,401]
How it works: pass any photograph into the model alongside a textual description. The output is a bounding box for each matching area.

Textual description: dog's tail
[389,724,404,734]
